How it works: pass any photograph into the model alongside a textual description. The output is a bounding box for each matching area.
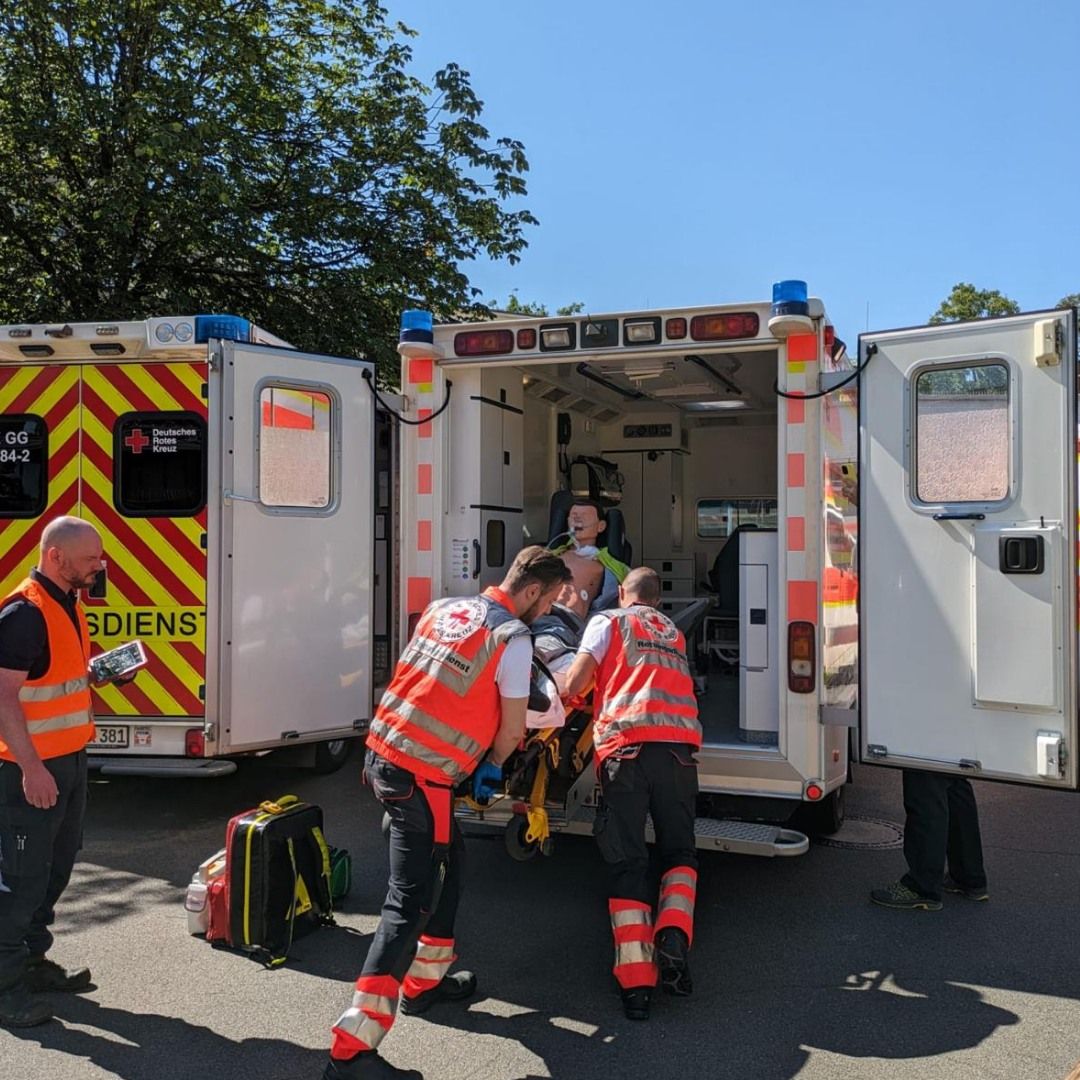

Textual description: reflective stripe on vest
[655,865,697,945]
[0,578,93,762]
[402,935,456,999]
[330,973,399,1058]
[609,898,657,989]
[593,607,702,760]
[367,590,529,784]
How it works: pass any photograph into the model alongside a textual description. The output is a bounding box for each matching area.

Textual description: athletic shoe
[944,875,990,902]
[869,881,942,911]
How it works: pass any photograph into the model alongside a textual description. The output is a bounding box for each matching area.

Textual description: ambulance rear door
[219,341,375,752]
[859,309,1078,787]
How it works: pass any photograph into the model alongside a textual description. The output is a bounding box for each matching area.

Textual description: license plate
[88,725,130,749]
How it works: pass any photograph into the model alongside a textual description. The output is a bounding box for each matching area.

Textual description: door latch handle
[932,512,985,521]
[223,490,260,504]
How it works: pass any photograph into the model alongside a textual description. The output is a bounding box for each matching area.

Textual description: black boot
[399,971,477,1016]
[24,956,93,994]
[0,981,53,1028]
[620,986,651,1021]
[655,928,693,996]
[322,1050,423,1079]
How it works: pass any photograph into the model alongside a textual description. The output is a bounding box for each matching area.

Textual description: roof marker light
[453,329,514,357]
[624,318,660,346]
[690,312,760,341]
[517,328,537,350]
[539,324,575,351]
[19,344,54,358]
[665,317,687,340]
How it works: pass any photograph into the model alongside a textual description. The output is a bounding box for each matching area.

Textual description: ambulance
[0,315,392,777]
[0,295,1075,859]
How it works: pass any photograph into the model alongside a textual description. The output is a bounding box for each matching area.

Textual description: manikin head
[567,500,606,548]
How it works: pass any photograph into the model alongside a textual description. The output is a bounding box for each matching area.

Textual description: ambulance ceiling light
[650,382,719,398]
[624,358,671,381]
[683,399,748,410]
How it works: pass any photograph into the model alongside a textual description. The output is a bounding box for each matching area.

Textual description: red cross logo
[124,429,150,454]
[448,609,472,625]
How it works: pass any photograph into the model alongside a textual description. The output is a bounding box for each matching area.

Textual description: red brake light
[788,620,816,693]
[454,329,514,357]
[185,728,205,758]
[690,312,760,341]
[407,611,422,639]
[805,782,824,801]
[517,328,537,350]
[824,325,835,351]
[665,317,688,340]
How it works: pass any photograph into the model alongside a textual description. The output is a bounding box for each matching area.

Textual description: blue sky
[397,0,1079,342]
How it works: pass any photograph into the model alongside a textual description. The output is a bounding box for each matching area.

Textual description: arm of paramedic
[489,634,532,767]
[563,614,611,700]
[0,667,59,809]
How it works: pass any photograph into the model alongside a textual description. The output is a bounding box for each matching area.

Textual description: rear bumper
[87,755,237,778]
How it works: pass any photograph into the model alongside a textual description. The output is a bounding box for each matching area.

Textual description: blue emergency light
[194,315,252,344]
[771,280,809,319]
[400,309,434,346]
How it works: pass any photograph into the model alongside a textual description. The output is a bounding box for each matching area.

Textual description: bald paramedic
[325,546,572,1080]
[564,566,702,1022]
[0,517,104,1028]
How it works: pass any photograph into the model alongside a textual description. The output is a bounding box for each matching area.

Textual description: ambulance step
[88,756,238,778]
[649,817,809,857]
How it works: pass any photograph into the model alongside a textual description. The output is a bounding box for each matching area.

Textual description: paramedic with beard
[0,517,105,1028]
[324,546,572,1080]
[563,566,702,1022]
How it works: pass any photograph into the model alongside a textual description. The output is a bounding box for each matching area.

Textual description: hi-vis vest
[366,588,530,785]
[592,605,702,761]
[1,577,94,762]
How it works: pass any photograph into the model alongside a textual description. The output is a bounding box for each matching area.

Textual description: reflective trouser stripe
[402,935,456,998]
[655,865,697,945]
[330,974,400,1060]
[609,899,657,989]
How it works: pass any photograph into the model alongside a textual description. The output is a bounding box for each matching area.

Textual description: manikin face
[567,505,605,546]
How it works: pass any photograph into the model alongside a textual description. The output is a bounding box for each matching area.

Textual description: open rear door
[860,310,1077,787]
[219,341,374,752]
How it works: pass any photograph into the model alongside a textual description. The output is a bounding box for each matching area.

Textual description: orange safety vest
[366,587,529,785]
[592,605,702,761]
[0,577,94,762]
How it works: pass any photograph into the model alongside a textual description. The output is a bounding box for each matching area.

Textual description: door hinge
[1036,731,1066,778]
[867,743,888,758]
[1034,319,1061,367]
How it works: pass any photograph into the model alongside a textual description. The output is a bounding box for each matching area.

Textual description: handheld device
[89,640,148,685]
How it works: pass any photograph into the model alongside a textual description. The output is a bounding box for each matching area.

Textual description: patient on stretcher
[525,582,587,730]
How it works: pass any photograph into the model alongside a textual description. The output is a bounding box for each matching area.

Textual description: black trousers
[901,768,987,902]
[594,742,699,904]
[360,751,464,982]
[0,749,88,988]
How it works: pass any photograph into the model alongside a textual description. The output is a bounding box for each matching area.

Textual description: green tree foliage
[499,294,584,317]
[1056,293,1080,311]
[0,0,536,370]
[929,283,1020,324]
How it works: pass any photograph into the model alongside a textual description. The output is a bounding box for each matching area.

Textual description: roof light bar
[690,312,760,341]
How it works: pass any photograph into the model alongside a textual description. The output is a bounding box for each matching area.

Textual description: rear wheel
[798,785,846,837]
[312,737,354,774]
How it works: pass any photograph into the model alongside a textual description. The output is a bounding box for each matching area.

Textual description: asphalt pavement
[2,753,1079,1080]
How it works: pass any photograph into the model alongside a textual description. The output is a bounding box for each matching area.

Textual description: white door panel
[860,312,1077,786]
[220,342,374,751]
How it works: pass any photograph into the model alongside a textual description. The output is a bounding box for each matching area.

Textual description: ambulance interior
[449,341,784,751]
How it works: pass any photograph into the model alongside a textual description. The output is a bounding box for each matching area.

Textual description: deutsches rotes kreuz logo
[432,598,486,643]
[640,609,678,643]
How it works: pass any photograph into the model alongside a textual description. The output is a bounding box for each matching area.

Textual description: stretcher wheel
[504,817,539,861]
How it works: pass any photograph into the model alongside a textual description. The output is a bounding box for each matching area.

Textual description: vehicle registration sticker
[88,725,130,749]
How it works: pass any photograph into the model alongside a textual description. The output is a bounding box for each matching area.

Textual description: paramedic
[0,517,104,1028]
[325,546,572,1080]
[563,567,702,1022]
[870,769,988,911]
[550,499,630,612]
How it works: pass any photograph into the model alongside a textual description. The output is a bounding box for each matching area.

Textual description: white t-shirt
[495,634,533,698]
[579,614,614,662]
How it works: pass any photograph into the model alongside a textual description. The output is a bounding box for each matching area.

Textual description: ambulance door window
[114,411,208,516]
[0,414,47,518]
[258,386,333,509]
[913,362,1009,504]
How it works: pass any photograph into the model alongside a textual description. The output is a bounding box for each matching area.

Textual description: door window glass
[486,519,505,567]
[696,497,778,539]
[914,363,1009,503]
[114,412,207,516]
[0,414,47,518]
[259,386,332,509]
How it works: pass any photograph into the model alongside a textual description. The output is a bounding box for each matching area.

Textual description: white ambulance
[0,297,1074,860]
